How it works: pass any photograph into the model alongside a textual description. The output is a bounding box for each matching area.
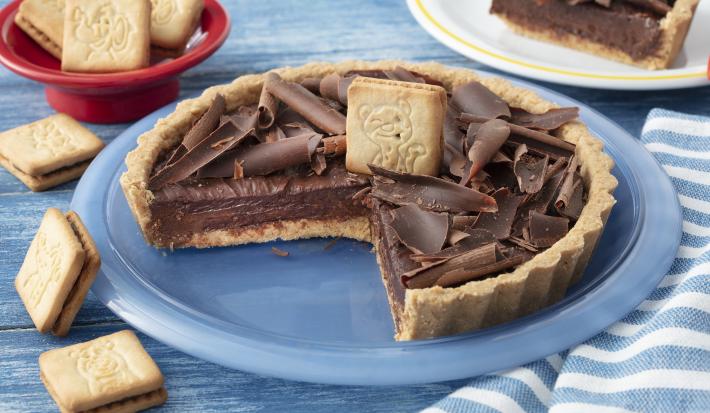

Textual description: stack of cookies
[13,208,169,411]
[15,0,204,73]
[2,85,168,412]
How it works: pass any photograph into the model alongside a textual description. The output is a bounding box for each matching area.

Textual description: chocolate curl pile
[383,79,584,290]
[163,94,226,167]
[150,120,254,189]
[264,72,346,135]
[197,133,323,179]
[459,112,576,159]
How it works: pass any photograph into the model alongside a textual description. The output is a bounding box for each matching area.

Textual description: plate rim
[407,0,709,90]
[71,70,682,385]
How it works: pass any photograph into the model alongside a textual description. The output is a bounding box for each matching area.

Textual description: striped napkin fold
[424,109,710,413]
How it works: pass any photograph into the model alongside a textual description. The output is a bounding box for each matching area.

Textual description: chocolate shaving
[150,121,253,189]
[544,157,568,182]
[277,107,310,127]
[311,152,327,175]
[384,66,425,83]
[443,104,467,177]
[508,236,538,252]
[262,125,286,143]
[486,162,519,191]
[369,165,498,213]
[510,107,579,131]
[221,112,259,135]
[528,211,569,248]
[491,151,513,164]
[403,243,498,289]
[389,204,450,254]
[513,144,549,194]
[258,76,279,130]
[343,69,388,79]
[452,215,478,230]
[625,0,672,15]
[410,229,496,263]
[459,113,576,158]
[512,168,566,238]
[434,255,524,288]
[443,142,468,178]
[264,72,346,135]
[282,122,316,138]
[446,229,471,246]
[184,94,226,150]
[351,186,371,201]
[161,94,226,168]
[320,134,347,156]
[451,81,511,119]
[556,176,585,220]
[463,119,510,185]
[554,156,581,217]
[300,77,321,94]
[474,188,524,239]
[198,133,322,178]
[319,74,341,103]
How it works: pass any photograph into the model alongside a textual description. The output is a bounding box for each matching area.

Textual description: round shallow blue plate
[71,71,681,385]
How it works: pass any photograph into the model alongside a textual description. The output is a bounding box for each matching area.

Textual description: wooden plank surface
[0,0,708,411]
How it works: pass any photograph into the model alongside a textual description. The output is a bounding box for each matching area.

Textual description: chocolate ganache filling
[148,67,586,302]
[490,0,675,60]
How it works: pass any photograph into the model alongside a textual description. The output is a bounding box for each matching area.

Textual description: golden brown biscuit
[346,77,446,176]
[15,209,101,335]
[150,0,204,54]
[61,0,151,73]
[0,114,104,191]
[39,330,167,413]
[14,0,65,59]
[52,211,102,337]
[15,208,85,333]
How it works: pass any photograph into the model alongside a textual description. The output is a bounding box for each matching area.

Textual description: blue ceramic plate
[71,71,681,385]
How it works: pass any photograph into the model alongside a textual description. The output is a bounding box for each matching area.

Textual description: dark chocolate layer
[490,0,663,60]
[370,200,419,329]
[149,160,369,246]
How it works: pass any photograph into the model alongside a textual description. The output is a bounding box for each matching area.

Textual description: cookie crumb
[323,238,339,251]
[271,246,289,257]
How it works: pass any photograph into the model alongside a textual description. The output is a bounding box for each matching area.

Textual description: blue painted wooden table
[1,0,709,411]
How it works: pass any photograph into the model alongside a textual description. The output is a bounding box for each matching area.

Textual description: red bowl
[0,0,230,123]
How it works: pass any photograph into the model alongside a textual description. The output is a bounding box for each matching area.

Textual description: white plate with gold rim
[407,0,710,90]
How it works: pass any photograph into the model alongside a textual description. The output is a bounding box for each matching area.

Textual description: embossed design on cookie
[69,340,137,395]
[69,4,133,61]
[21,232,63,308]
[36,0,64,10]
[151,0,177,25]
[22,122,77,159]
[358,100,426,172]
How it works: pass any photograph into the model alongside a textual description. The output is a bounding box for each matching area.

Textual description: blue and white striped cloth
[424,109,710,413]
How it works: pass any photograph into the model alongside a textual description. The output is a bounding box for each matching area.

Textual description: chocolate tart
[121,61,617,340]
[490,0,699,70]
